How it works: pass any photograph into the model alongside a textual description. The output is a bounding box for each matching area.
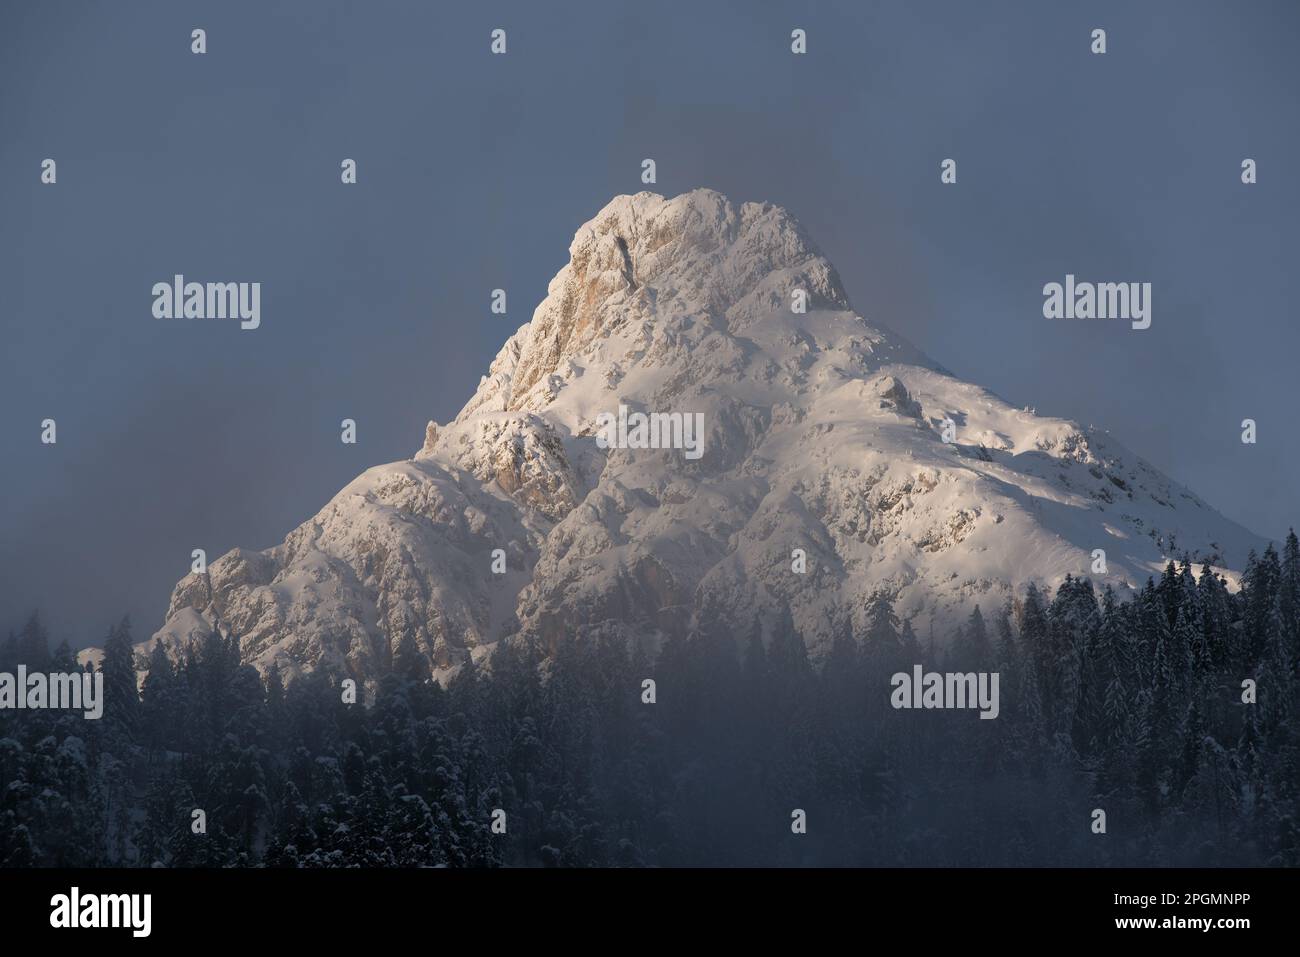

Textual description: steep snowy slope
[138,189,1265,683]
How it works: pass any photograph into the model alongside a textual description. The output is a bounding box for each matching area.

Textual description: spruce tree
[16,613,50,669]
[965,605,992,670]
[100,617,140,744]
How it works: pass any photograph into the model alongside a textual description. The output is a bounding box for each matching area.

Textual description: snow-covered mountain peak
[442,189,871,424]
[139,189,1267,684]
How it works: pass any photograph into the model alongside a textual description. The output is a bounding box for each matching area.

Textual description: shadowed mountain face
[119,190,1263,684]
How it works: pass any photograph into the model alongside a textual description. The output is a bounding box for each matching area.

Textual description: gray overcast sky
[2,0,1297,648]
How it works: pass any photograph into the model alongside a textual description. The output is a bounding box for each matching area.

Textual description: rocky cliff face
[139,189,1265,684]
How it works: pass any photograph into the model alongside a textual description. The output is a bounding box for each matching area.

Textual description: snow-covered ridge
[120,189,1264,683]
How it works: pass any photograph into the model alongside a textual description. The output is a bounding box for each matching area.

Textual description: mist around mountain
[4,537,1299,866]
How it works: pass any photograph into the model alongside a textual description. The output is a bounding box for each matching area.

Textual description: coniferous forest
[2,534,1297,868]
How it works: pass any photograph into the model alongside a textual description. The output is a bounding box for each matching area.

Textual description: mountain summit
[146,189,1264,683]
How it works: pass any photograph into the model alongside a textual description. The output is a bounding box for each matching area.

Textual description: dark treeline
[2,532,1297,867]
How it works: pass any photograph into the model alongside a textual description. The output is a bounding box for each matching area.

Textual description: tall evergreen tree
[16,613,50,670]
[100,617,140,744]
